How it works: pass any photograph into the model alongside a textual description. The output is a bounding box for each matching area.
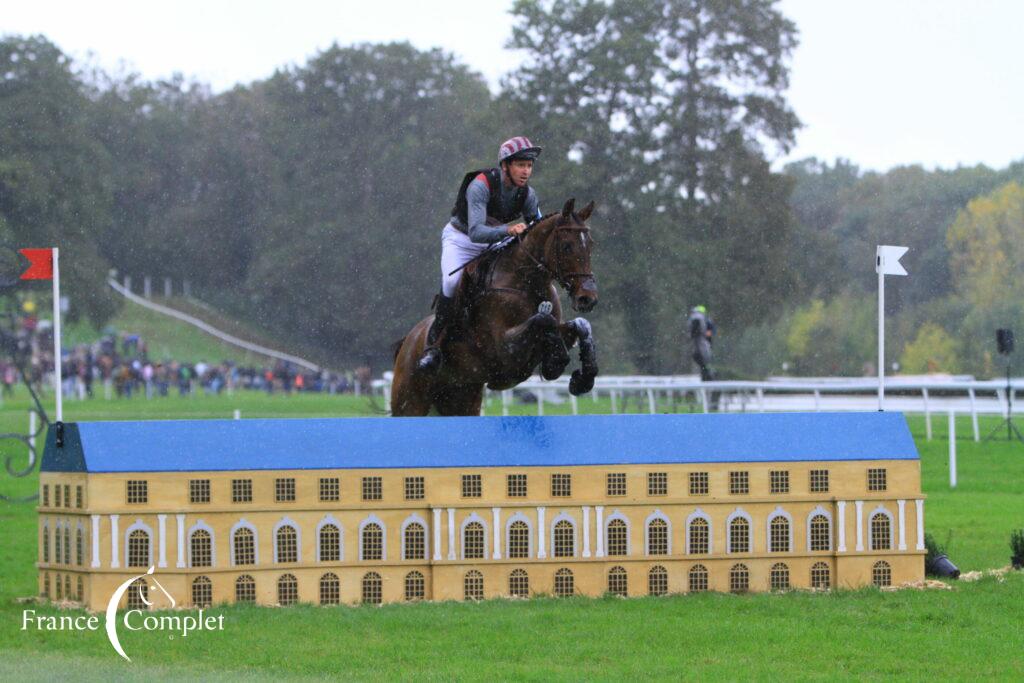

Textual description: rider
[416,136,543,373]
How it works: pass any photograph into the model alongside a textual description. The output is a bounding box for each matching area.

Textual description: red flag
[19,248,53,280]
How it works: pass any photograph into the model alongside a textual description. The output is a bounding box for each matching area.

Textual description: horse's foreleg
[560,317,598,396]
[501,307,567,380]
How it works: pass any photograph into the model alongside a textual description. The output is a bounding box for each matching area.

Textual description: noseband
[519,222,594,291]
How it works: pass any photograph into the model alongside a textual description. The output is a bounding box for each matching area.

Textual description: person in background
[688,305,716,381]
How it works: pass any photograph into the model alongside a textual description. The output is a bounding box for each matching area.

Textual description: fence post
[647,388,656,414]
[164,277,172,298]
[124,275,131,292]
[948,411,957,489]
[537,389,544,416]
[143,276,152,299]
[756,387,765,413]
[233,409,241,420]
[502,390,510,417]
[923,388,932,440]
[610,390,618,414]
[968,388,980,442]
[570,393,578,415]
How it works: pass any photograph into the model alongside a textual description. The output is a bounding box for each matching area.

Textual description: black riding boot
[416,293,456,373]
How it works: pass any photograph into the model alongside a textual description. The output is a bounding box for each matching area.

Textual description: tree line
[1,0,1021,377]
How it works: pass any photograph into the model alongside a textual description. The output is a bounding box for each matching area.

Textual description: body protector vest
[451,167,528,228]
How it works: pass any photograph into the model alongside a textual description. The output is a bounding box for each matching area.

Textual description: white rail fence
[375,373,1022,443]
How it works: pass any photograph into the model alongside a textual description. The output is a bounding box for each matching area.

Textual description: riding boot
[416,293,456,373]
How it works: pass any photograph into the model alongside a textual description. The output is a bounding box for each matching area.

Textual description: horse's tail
[391,336,406,362]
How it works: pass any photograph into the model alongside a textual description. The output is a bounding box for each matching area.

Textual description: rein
[515,222,594,291]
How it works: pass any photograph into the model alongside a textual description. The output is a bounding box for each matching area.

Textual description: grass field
[1,389,1023,680]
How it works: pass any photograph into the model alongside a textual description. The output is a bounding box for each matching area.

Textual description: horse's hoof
[569,369,595,396]
[538,301,553,315]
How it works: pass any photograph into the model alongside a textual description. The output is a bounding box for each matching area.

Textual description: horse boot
[416,293,456,374]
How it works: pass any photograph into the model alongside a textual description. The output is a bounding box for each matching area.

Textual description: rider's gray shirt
[451,174,541,244]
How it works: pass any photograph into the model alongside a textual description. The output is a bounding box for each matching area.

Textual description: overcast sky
[4,0,1023,172]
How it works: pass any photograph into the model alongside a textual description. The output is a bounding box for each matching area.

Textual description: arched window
[234,527,256,565]
[608,566,628,596]
[729,517,750,554]
[729,564,750,593]
[320,572,340,605]
[320,524,341,562]
[463,522,485,560]
[648,565,668,596]
[192,576,212,607]
[769,563,790,591]
[76,527,84,566]
[55,524,62,566]
[810,562,831,589]
[809,514,831,551]
[405,571,425,601]
[127,529,150,568]
[55,573,62,600]
[277,573,298,605]
[235,575,256,603]
[127,578,148,610]
[647,518,669,555]
[42,523,49,563]
[64,575,70,601]
[464,570,484,601]
[190,529,213,567]
[688,517,709,555]
[509,569,529,598]
[362,523,383,561]
[554,568,574,597]
[508,521,530,559]
[63,527,70,565]
[276,525,298,563]
[870,512,892,551]
[769,516,790,553]
[403,523,425,560]
[607,518,628,556]
[41,572,49,599]
[872,561,892,587]
[76,575,82,601]
[688,564,708,592]
[362,572,382,604]
[553,520,575,558]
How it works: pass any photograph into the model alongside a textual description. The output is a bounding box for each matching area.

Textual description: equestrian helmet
[499,136,542,163]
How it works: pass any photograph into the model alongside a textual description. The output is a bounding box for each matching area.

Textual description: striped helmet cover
[498,136,541,162]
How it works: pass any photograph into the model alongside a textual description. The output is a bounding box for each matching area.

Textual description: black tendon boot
[416,293,456,373]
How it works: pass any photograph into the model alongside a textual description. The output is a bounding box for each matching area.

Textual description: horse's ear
[576,200,595,223]
[561,198,575,221]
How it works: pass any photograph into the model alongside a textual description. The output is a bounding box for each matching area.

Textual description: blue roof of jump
[41,412,918,474]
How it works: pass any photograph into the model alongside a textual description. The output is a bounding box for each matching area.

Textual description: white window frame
[460,512,489,561]
[604,510,632,556]
[316,514,344,562]
[400,513,429,561]
[765,507,793,553]
[867,505,894,551]
[272,517,302,564]
[504,512,534,559]
[123,518,154,568]
[549,512,577,558]
[358,514,387,561]
[187,519,217,567]
[726,508,753,554]
[806,506,833,552]
[644,510,672,556]
[229,519,260,566]
[685,508,713,555]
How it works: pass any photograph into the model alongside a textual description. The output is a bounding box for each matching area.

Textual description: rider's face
[505,159,534,187]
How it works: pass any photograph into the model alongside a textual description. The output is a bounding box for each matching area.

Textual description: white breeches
[440,222,490,297]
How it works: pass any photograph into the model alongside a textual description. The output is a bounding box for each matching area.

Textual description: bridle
[516,221,594,292]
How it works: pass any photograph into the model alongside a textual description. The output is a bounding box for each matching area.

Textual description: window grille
[509,569,529,597]
[276,526,298,563]
[404,523,425,560]
[770,563,790,591]
[405,571,425,601]
[647,519,669,555]
[462,474,482,498]
[42,484,48,507]
[507,474,527,497]
[232,479,252,503]
[810,515,831,551]
[362,572,382,604]
[729,471,749,495]
[607,519,627,556]
[320,477,340,502]
[770,470,789,494]
[362,523,383,560]
[688,518,709,555]
[553,520,575,557]
[868,468,888,491]
[464,570,484,600]
[607,472,626,496]
[192,576,212,607]
[63,485,70,508]
[769,516,790,552]
[275,478,296,502]
[235,575,256,602]
[688,564,708,592]
[648,566,668,596]
[362,477,382,501]
[127,578,148,610]
[320,573,340,605]
[128,529,149,567]
[76,485,82,508]
[608,566,628,596]
[872,561,892,587]
[278,574,298,605]
[810,562,831,589]
[810,469,829,493]
[551,473,572,497]
[234,528,255,565]
[190,479,210,504]
[63,527,70,565]
[647,472,668,496]
[508,521,530,559]
[404,476,424,500]
[464,522,485,559]
[689,472,709,495]
[126,480,148,504]
[729,517,750,553]
[191,529,212,567]
[554,568,574,597]
[729,563,750,593]
[320,524,341,562]
[871,513,891,551]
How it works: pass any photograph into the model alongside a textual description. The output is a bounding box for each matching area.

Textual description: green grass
[1,391,1023,680]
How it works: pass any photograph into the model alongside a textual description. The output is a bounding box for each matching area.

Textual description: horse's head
[544,198,598,313]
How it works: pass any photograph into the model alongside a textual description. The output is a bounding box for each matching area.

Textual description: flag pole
[52,247,63,446]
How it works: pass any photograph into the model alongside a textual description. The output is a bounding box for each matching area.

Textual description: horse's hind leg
[560,317,598,395]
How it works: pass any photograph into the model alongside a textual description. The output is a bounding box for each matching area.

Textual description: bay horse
[391,198,599,416]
